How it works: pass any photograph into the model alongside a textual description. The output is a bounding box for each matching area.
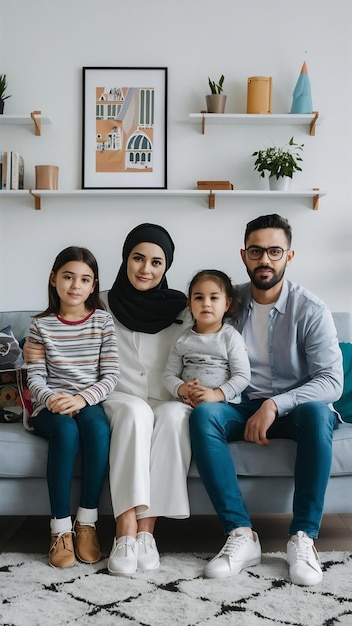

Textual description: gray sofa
[0,309,351,517]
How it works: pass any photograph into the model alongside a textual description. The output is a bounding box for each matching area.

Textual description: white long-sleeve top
[163,323,251,402]
[100,292,193,403]
[27,309,119,417]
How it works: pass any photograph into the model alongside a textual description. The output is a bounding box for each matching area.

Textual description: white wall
[1,0,351,312]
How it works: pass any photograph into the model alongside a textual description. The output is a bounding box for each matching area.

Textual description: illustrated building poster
[95,85,154,174]
[82,67,167,189]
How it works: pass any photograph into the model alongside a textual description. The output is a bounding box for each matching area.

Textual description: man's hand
[47,392,87,416]
[243,399,278,445]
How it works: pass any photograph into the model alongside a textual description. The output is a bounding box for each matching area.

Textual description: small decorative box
[196,180,234,190]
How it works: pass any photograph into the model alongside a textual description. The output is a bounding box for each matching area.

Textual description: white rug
[1,551,352,626]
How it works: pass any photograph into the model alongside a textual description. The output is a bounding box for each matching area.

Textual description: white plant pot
[269,176,292,191]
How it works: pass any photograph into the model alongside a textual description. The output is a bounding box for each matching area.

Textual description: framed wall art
[82,66,167,189]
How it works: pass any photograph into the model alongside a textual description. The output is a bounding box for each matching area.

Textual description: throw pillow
[334,343,352,422]
[0,325,25,422]
[0,325,23,369]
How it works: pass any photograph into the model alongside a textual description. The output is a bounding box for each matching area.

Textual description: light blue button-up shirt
[234,279,343,417]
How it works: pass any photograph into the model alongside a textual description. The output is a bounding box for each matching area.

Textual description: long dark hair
[37,246,106,317]
[188,269,240,320]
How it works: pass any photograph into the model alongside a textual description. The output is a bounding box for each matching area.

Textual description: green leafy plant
[0,74,11,101]
[252,136,304,179]
[208,75,225,95]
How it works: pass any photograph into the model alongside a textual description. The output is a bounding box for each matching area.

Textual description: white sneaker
[108,535,137,576]
[287,531,323,586]
[136,531,160,570]
[204,530,261,579]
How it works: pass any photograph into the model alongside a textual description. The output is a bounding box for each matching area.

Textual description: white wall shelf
[0,188,326,211]
[0,111,52,135]
[189,112,321,136]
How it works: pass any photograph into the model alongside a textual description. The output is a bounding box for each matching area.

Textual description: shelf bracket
[29,189,41,210]
[30,110,42,136]
[208,191,215,209]
[200,110,207,134]
[310,111,319,136]
[312,188,320,210]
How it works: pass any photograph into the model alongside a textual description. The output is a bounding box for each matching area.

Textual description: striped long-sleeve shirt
[26,309,119,417]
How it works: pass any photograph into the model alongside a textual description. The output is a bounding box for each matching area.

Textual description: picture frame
[82,67,168,189]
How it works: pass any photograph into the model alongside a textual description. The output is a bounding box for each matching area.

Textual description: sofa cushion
[188,423,352,479]
[334,343,352,422]
[0,423,80,478]
[3,421,352,481]
[0,424,48,477]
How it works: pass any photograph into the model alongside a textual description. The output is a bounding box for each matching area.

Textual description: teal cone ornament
[290,61,313,114]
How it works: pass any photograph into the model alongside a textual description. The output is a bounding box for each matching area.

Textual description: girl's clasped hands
[178,378,224,407]
[47,391,86,416]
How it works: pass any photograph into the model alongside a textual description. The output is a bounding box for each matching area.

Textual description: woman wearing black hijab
[102,223,192,576]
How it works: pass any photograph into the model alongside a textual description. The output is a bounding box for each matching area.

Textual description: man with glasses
[189,213,343,586]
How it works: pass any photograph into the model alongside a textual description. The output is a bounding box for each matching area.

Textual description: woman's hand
[23,338,45,363]
[47,392,87,416]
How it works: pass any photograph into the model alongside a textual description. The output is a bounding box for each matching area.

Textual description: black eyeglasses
[245,246,289,261]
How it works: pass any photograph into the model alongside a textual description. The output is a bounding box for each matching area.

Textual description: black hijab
[108,223,187,333]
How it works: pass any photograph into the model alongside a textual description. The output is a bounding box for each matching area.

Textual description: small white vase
[269,176,292,191]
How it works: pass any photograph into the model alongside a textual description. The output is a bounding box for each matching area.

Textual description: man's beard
[246,263,287,291]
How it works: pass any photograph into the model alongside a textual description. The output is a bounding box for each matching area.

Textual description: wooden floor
[1,514,352,555]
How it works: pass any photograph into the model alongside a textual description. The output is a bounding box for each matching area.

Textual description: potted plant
[252,136,304,190]
[206,74,226,114]
[0,74,11,114]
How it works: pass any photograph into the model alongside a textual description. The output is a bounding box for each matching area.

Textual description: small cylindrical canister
[247,76,272,114]
[35,165,59,190]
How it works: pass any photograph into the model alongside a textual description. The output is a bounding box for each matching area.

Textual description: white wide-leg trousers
[103,392,192,520]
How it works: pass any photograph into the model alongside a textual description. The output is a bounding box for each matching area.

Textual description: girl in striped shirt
[26,246,119,569]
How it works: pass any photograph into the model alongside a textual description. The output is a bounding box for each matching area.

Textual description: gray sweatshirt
[163,323,251,402]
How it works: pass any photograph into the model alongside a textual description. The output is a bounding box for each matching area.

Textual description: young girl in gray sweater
[163,269,250,407]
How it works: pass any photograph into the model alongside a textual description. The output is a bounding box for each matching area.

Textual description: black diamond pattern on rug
[1,552,352,625]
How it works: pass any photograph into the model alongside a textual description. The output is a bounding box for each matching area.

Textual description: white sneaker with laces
[136,531,160,570]
[204,530,261,579]
[287,530,323,586]
[108,535,137,576]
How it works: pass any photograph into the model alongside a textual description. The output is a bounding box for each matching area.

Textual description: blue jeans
[32,404,110,519]
[189,400,338,538]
